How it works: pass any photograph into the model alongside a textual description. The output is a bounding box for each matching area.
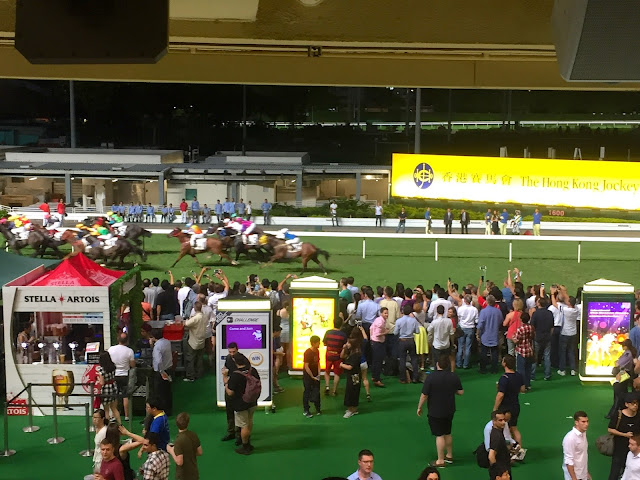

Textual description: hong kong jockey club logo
[413,163,434,189]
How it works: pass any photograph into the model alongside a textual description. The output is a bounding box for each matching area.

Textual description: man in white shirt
[330,200,339,227]
[182,302,207,382]
[558,296,580,376]
[107,333,135,419]
[347,449,383,480]
[177,278,196,319]
[562,411,591,480]
[207,270,230,314]
[374,202,383,228]
[549,285,567,370]
[457,294,479,369]
[427,289,451,322]
[427,305,454,369]
[622,434,640,480]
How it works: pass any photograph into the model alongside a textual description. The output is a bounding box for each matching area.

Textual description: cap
[141,323,152,333]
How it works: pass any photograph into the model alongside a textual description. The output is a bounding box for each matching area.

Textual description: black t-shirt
[497,372,524,409]
[489,426,510,466]
[226,368,260,412]
[398,212,407,222]
[609,411,640,452]
[303,348,320,380]
[531,308,554,343]
[156,290,176,317]
[421,370,463,418]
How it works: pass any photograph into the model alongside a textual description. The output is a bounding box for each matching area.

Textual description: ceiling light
[29,176,37,180]
[112,179,118,183]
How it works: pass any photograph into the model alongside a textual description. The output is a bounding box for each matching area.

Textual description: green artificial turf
[0,369,619,479]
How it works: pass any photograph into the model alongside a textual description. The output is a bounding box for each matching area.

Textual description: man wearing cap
[225,353,260,455]
[608,393,640,480]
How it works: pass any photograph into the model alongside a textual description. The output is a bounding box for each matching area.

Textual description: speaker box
[15,0,169,64]
[552,0,640,81]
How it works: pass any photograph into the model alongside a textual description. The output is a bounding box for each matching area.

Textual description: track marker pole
[362,238,366,259]
[578,241,581,264]
[435,239,438,262]
[509,241,512,263]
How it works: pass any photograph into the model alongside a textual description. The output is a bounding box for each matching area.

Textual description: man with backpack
[225,353,261,455]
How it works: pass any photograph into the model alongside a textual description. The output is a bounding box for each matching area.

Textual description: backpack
[237,368,261,404]
[474,442,490,468]
[182,290,196,319]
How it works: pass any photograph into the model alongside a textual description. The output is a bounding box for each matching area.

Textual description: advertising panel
[215,299,272,408]
[392,153,640,210]
[291,297,335,371]
[584,300,632,376]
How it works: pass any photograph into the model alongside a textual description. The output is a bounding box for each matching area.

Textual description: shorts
[360,362,368,370]
[115,375,129,395]
[428,415,453,437]
[507,405,520,427]
[326,358,343,375]
[280,331,290,343]
[234,406,257,428]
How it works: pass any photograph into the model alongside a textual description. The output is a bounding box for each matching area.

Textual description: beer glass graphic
[52,369,74,409]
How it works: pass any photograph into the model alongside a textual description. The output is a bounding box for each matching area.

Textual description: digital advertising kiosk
[580,278,634,382]
[289,276,340,374]
[215,297,272,408]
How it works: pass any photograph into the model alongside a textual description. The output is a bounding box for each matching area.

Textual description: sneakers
[221,433,235,442]
[235,444,252,455]
[303,411,314,418]
[316,410,322,416]
[183,378,195,382]
[570,370,577,376]
[324,387,330,396]
[557,370,566,376]
[274,386,285,393]
[343,410,355,418]
[367,394,372,402]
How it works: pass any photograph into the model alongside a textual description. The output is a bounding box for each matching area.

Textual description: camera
[214,269,222,275]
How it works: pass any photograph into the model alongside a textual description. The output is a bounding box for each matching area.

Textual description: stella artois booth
[3,253,141,416]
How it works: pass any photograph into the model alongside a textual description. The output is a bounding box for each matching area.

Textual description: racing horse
[168,228,237,267]
[0,223,65,258]
[216,226,268,262]
[60,230,147,266]
[259,234,330,274]
[82,217,151,245]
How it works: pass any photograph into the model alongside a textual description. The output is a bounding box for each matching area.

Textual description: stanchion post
[578,241,582,264]
[46,392,65,444]
[1,400,16,457]
[435,239,439,262]
[22,383,40,433]
[79,403,93,456]
[362,238,366,259]
[88,382,95,433]
[509,241,513,263]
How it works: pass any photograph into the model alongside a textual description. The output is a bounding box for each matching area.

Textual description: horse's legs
[192,253,204,268]
[171,252,186,268]
[312,254,328,274]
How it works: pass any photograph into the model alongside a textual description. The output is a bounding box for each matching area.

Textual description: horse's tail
[316,248,330,262]
[142,228,152,238]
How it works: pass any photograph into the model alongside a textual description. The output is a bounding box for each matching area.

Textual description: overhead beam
[1,46,640,90]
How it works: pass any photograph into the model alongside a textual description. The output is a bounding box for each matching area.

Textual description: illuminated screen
[291,297,335,370]
[222,324,266,350]
[391,153,640,210]
[584,301,631,375]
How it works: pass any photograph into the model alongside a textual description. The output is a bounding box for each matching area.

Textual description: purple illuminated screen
[586,301,631,335]
[222,324,266,349]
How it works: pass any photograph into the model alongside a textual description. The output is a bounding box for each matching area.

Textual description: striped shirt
[323,329,347,361]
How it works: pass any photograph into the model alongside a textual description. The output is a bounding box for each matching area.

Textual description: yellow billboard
[392,153,640,210]
[290,297,335,371]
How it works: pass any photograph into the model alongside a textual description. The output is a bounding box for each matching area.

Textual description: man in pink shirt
[370,307,389,388]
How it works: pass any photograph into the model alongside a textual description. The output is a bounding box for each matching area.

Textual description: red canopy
[27,253,125,287]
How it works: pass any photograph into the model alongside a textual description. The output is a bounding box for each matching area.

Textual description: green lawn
[135,235,640,294]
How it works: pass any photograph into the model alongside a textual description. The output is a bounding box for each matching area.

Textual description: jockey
[228,214,256,244]
[185,223,205,247]
[9,214,32,239]
[106,211,125,229]
[276,228,302,251]
[44,213,63,231]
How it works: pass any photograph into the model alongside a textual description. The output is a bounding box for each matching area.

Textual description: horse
[259,234,330,274]
[168,228,237,268]
[60,230,147,266]
[82,217,151,245]
[217,226,268,262]
[0,223,65,258]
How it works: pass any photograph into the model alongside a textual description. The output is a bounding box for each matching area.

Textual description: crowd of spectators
[89,264,640,479]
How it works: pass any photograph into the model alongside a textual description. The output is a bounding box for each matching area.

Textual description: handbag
[596,410,622,456]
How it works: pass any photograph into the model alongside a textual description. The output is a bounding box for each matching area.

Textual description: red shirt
[57,202,65,215]
[180,201,188,212]
[100,456,124,480]
[39,203,50,213]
